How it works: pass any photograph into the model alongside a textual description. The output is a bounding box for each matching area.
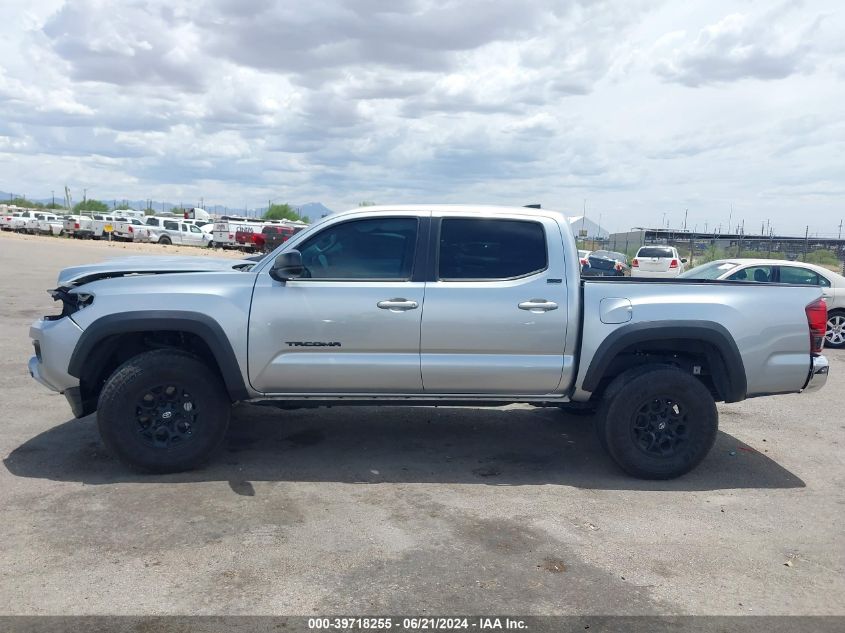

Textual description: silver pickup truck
[28,205,830,479]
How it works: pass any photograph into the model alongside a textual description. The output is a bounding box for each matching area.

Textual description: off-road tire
[97,349,230,473]
[595,366,718,479]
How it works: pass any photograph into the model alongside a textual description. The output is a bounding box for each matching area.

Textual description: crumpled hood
[57,255,253,287]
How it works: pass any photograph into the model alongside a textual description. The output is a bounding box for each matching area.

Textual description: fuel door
[600,297,633,324]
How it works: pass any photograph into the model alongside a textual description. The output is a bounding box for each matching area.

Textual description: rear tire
[158,236,172,245]
[825,310,845,349]
[97,349,230,473]
[595,366,718,479]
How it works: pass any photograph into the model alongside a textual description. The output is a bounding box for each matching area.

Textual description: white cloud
[0,0,843,235]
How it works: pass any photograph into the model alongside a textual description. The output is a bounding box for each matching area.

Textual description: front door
[249,213,427,394]
[420,214,569,394]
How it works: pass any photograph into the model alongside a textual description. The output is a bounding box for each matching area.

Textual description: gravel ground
[0,231,843,615]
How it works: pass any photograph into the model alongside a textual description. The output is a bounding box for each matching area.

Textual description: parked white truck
[28,205,829,478]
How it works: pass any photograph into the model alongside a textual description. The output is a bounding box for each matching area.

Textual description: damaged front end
[46,286,94,321]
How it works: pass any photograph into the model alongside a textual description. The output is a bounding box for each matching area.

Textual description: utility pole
[728,203,733,235]
[83,188,87,203]
[683,208,688,231]
[51,190,55,206]
[804,225,809,261]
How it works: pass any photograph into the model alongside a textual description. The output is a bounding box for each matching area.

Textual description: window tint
[637,247,674,258]
[164,220,179,230]
[145,217,158,226]
[298,217,418,280]
[779,266,829,287]
[726,265,773,282]
[438,219,547,280]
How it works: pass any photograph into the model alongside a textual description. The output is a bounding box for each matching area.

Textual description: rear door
[420,213,569,394]
[249,212,427,394]
[776,265,834,300]
[163,219,182,243]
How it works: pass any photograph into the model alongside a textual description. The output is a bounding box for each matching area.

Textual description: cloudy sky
[0,0,842,234]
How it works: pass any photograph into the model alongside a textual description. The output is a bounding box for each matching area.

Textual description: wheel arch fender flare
[67,310,249,401]
[582,320,747,403]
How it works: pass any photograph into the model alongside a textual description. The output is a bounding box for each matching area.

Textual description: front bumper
[803,355,829,394]
[28,316,84,394]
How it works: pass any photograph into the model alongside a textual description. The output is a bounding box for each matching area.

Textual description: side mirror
[681,258,688,264]
[269,250,304,282]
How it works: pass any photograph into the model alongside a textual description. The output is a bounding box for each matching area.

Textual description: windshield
[679,261,739,279]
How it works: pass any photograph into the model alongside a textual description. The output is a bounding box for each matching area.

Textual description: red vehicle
[260,225,298,252]
[235,227,264,252]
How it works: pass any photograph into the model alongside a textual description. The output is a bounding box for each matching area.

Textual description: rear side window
[637,247,674,258]
[727,265,773,282]
[779,266,830,287]
[164,220,179,230]
[438,219,547,280]
[299,217,418,280]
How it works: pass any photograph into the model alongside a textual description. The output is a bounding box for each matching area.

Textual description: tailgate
[638,257,671,272]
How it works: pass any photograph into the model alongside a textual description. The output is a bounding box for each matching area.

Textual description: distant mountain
[295,202,334,219]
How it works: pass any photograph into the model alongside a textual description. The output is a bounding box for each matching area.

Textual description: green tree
[45,202,65,210]
[169,206,183,214]
[72,199,109,214]
[9,197,44,209]
[804,249,840,268]
[264,203,306,222]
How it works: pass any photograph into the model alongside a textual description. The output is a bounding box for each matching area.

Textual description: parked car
[212,217,265,249]
[147,218,212,246]
[235,227,264,252]
[24,213,52,234]
[112,217,148,241]
[681,258,845,348]
[29,204,828,479]
[581,250,629,276]
[60,216,82,237]
[1,212,21,230]
[632,246,687,278]
[9,211,35,232]
[262,224,300,253]
[91,215,117,240]
[36,214,65,236]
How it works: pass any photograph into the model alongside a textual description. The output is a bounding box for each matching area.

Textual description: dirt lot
[0,231,843,615]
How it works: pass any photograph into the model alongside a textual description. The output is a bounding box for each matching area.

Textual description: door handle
[377,298,419,311]
[518,299,558,312]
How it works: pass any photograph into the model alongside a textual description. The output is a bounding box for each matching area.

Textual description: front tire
[825,311,845,349]
[97,349,231,473]
[596,367,718,479]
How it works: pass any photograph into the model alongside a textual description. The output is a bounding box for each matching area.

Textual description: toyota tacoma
[28,205,830,478]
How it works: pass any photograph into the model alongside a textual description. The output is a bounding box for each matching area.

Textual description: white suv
[632,246,686,278]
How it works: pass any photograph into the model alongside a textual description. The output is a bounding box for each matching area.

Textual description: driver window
[190,225,201,233]
[297,217,418,280]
